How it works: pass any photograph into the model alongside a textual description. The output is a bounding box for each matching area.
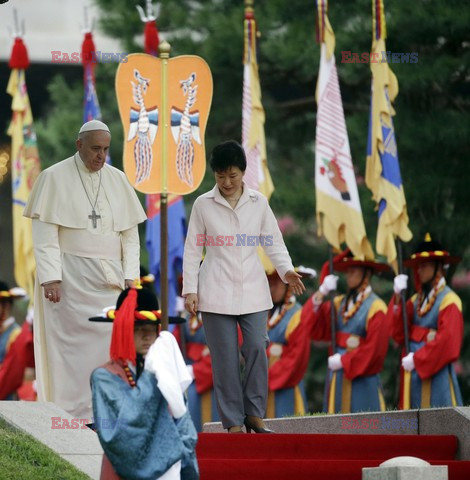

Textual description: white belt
[59,228,122,261]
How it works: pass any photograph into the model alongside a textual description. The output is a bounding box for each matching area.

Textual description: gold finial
[158,40,171,58]
[245,0,254,7]
[424,232,432,242]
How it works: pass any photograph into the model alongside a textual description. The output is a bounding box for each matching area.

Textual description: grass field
[0,417,90,480]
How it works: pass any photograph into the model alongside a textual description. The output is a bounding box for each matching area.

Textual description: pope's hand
[42,281,62,304]
[319,274,339,297]
[401,352,415,372]
[328,353,343,371]
[285,270,306,296]
[184,293,199,316]
[393,274,408,295]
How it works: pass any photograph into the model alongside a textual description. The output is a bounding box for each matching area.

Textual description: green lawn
[0,418,91,480]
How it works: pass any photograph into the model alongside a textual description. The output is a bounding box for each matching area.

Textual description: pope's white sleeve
[32,219,62,284]
[182,198,205,295]
[260,201,294,282]
[121,225,140,280]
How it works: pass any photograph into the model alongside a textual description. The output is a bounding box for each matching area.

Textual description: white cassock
[24,153,147,420]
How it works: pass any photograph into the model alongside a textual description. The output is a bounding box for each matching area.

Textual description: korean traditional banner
[315,0,373,260]
[116,53,213,194]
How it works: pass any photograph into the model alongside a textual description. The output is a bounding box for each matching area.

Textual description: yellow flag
[365,0,412,270]
[315,1,373,260]
[242,3,274,200]
[7,69,41,299]
[242,2,275,272]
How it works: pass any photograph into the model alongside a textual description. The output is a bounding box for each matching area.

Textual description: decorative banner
[116,53,213,194]
[365,0,412,270]
[315,0,373,260]
[7,32,41,300]
[82,30,111,164]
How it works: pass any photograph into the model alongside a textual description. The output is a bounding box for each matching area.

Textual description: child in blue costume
[90,287,198,480]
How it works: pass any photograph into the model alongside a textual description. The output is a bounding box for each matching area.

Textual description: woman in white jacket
[182,140,304,433]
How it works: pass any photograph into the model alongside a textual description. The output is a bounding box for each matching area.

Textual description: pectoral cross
[88,209,101,228]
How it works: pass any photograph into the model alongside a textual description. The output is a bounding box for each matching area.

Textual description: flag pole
[396,237,411,409]
[328,245,337,353]
[396,238,409,354]
[159,40,171,331]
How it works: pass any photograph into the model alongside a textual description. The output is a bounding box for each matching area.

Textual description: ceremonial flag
[242,1,276,272]
[7,36,40,300]
[81,30,111,164]
[365,0,412,268]
[137,5,188,314]
[315,0,373,259]
[242,1,273,200]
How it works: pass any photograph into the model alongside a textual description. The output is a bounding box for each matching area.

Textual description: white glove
[296,266,317,279]
[328,353,343,371]
[319,274,339,296]
[401,352,415,372]
[175,295,185,315]
[394,274,408,295]
[186,364,195,380]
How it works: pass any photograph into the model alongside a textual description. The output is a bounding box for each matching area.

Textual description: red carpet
[197,433,470,480]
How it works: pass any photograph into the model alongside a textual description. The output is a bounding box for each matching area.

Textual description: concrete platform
[203,407,470,460]
[0,401,103,479]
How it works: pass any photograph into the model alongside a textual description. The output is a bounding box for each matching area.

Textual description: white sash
[59,228,122,261]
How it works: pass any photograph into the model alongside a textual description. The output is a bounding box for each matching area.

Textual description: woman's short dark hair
[209,140,247,173]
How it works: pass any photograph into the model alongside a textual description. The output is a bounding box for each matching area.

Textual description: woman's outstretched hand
[285,270,306,296]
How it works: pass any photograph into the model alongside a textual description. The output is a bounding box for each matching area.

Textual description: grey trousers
[201,310,269,429]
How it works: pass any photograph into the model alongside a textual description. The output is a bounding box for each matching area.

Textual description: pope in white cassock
[24,120,147,420]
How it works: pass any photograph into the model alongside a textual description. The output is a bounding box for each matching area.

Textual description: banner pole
[159,40,171,331]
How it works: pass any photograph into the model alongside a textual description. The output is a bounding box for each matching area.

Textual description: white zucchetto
[79,120,110,134]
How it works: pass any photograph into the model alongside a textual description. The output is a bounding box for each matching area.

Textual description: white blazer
[182,183,294,315]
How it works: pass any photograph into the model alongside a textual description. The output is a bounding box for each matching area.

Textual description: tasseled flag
[242,1,275,274]
[7,34,40,300]
[81,30,111,163]
[315,0,373,259]
[110,288,138,364]
[365,0,412,270]
[141,11,187,318]
[242,2,273,199]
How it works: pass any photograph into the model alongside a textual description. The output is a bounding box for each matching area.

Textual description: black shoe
[244,416,274,434]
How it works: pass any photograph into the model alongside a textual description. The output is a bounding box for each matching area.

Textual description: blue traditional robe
[390,283,464,409]
[91,362,199,480]
[325,293,387,413]
[304,290,389,414]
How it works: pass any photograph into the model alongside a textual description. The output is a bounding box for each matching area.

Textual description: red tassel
[9,38,30,70]
[81,32,96,67]
[110,289,137,364]
[144,21,159,56]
